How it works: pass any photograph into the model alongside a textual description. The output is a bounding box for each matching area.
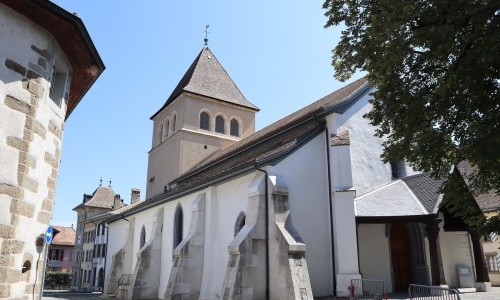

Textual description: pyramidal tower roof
[151,47,259,119]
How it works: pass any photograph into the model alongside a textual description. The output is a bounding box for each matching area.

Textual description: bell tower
[146,46,259,199]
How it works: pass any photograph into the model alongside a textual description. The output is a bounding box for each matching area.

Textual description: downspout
[324,126,337,296]
[254,164,270,300]
[103,223,109,291]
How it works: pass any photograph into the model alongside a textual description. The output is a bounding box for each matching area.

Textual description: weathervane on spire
[204,24,210,47]
[109,178,112,187]
[99,177,102,186]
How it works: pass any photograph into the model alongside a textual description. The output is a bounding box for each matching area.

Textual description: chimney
[113,194,123,209]
[131,188,141,204]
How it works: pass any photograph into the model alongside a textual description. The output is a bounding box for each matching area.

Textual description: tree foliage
[323,0,500,195]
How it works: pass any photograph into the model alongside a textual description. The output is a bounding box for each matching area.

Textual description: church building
[102,46,490,299]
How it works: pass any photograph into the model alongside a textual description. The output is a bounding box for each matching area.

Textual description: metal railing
[409,284,460,300]
[350,279,387,300]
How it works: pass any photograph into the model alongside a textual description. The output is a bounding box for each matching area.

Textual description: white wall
[357,224,393,292]
[440,230,475,288]
[105,219,128,276]
[327,91,393,196]
[269,133,334,297]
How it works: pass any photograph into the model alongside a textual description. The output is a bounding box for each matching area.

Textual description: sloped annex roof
[82,200,144,224]
[151,47,259,119]
[52,226,75,246]
[72,185,120,210]
[355,173,443,218]
[108,77,370,222]
[457,161,500,213]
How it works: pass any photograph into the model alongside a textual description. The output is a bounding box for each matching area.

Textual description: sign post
[39,225,53,300]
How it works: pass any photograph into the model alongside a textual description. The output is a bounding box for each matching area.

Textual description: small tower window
[215,115,225,134]
[234,212,246,236]
[200,112,210,130]
[173,204,183,248]
[140,226,146,248]
[171,114,176,133]
[230,119,240,137]
[165,119,170,138]
[48,64,67,107]
[158,123,164,144]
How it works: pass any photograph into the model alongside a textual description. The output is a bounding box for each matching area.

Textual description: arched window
[171,114,176,133]
[199,112,210,130]
[173,205,183,248]
[140,226,146,248]
[158,123,163,143]
[234,212,246,236]
[230,119,240,137]
[215,115,225,134]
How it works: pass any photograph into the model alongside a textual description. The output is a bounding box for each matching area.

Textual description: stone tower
[146,47,259,199]
[0,1,104,299]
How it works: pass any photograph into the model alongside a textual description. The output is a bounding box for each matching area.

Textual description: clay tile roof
[151,47,259,119]
[52,226,76,246]
[73,186,120,210]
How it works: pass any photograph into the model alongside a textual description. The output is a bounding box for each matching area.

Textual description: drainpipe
[324,127,337,296]
[254,164,270,300]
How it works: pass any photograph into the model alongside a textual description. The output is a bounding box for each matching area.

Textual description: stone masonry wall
[0,5,69,299]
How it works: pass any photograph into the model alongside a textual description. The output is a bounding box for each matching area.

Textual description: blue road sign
[45,225,53,244]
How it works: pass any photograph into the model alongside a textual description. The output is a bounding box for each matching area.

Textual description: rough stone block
[0,267,21,283]
[0,283,10,298]
[26,70,41,82]
[48,120,62,140]
[0,225,15,239]
[10,199,35,218]
[41,198,53,211]
[50,168,57,179]
[5,59,26,76]
[37,57,47,69]
[1,240,23,255]
[46,177,56,191]
[47,189,54,201]
[24,80,44,98]
[0,255,14,268]
[31,45,51,61]
[44,152,58,169]
[0,184,23,199]
[18,174,38,193]
[37,211,51,225]
[4,95,30,115]
[19,152,36,169]
[25,117,47,139]
[6,137,29,152]
[22,129,33,142]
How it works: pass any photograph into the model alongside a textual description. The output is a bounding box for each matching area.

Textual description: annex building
[102,46,491,299]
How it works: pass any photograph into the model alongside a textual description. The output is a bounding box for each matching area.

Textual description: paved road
[42,289,500,300]
[42,291,102,300]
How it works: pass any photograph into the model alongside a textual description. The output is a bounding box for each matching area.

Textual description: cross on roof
[204,25,209,47]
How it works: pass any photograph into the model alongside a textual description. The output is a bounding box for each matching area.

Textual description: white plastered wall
[268,133,334,297]
[440,230,475,288]
[357,224,393,292]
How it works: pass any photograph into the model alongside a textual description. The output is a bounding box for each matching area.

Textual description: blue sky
[50,1,364,226]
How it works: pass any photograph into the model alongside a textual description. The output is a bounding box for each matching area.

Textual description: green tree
[323,0,499,233]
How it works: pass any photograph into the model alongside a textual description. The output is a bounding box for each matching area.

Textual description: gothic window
[234,212,246,236]
[215,115,225,134]
[140,226,146,248]
[199,112,210,130]
[173,204,183,248]
[230,119,240,137]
